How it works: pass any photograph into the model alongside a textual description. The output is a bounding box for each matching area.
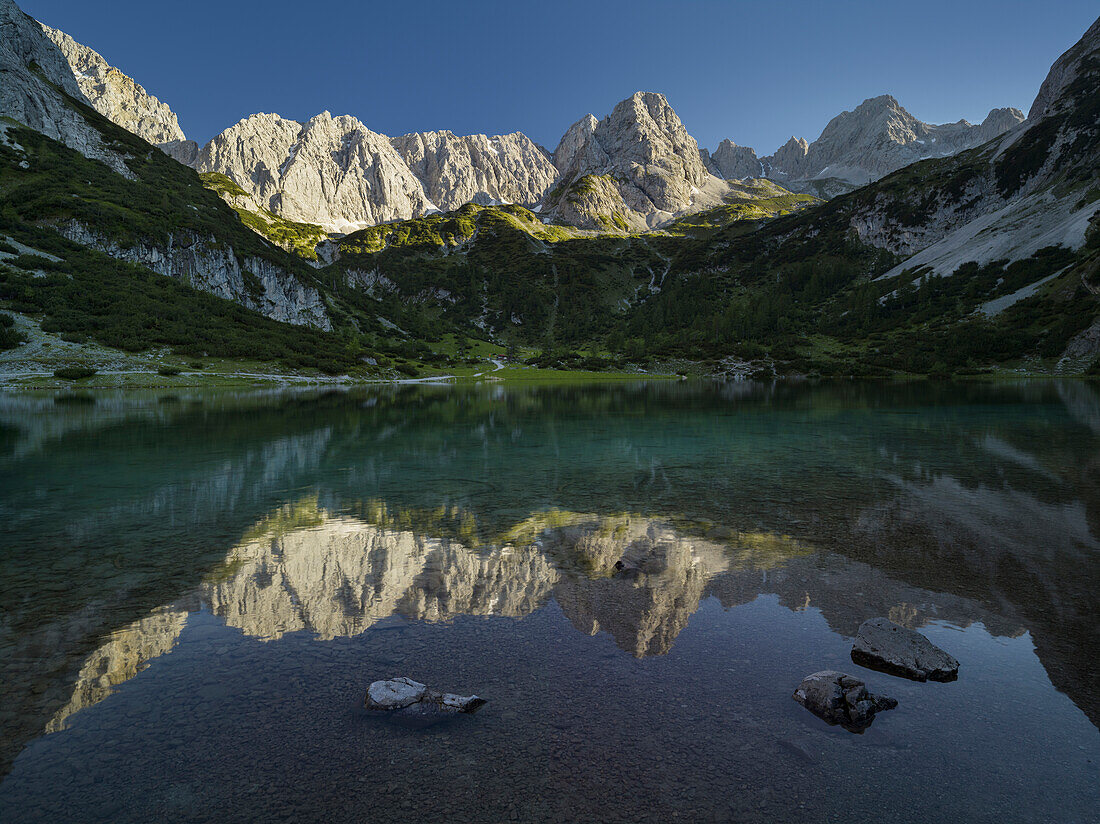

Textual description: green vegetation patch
[199,173,328,260]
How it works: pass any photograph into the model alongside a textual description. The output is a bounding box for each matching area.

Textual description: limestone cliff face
[58,221,332,329]
[552,114,607,184]
[391,130,558,212]
[38,23,186,147]
[3,1,330,329]
[161,137,199,166]
[767,136,810,178]
[196,112,434,233]
[0,0,131,177]
[197,118,562,233]
[1028,15,1100,122]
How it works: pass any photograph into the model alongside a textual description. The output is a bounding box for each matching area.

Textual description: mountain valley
[1,0,1098,384]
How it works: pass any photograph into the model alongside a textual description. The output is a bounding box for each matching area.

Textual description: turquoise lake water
[0,380,1097,822]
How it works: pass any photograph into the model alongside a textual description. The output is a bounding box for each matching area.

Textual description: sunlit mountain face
[1,382,1098,822]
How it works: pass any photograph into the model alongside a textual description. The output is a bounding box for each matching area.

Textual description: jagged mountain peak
[855,93,903,111]
[751,95,1024,188]
[610,90,679,122]
[702,138,763,180]
[195,110,428,232]
[550,91,714,227]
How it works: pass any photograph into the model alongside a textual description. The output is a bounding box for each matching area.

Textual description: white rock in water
[851,617,959,682]
[365,677,428,710]
[364,678,486,714]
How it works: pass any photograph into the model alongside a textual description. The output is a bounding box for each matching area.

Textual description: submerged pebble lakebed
[0,380,1097,822]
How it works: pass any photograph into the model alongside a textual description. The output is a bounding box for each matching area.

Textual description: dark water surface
[0,380,1097,823]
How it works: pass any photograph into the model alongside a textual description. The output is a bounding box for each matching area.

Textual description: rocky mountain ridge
[30,15,1025,234]
[703,95,1025,195]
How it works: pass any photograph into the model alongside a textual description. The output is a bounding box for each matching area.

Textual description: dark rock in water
[364,677,486,724]
[792,670,897,733]
[851,618,960,682]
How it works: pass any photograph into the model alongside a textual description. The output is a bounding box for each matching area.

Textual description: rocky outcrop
[391,130,557,212]
[38,23,185,148]
[1027,15,1100,122]
[552,114,607,184]
[850,617,960,681]
[57,221,331,329]
[792,670,897,732]
[767,137,810,177]
[0,0,131,177]
[161,137,199,166]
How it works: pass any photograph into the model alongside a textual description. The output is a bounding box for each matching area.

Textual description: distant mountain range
[1,0,1097,381]
[34,19,1024,233]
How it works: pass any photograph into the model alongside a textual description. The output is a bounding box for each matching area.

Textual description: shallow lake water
[0,380,1097,823]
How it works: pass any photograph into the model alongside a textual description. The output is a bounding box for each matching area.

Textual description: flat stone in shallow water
[365,676,427,709]
[792,670,898,733]
[364,677,486,727]
[851,618,960,682]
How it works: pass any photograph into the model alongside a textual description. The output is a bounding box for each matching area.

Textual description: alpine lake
[0,379,1097,823]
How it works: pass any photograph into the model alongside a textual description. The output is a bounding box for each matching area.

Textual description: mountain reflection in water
[1,380,1098,823]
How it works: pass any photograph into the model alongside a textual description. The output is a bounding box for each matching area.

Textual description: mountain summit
[703,95,1024,195]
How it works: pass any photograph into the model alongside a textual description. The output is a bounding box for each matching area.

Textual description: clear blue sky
[22,0,1099,153]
